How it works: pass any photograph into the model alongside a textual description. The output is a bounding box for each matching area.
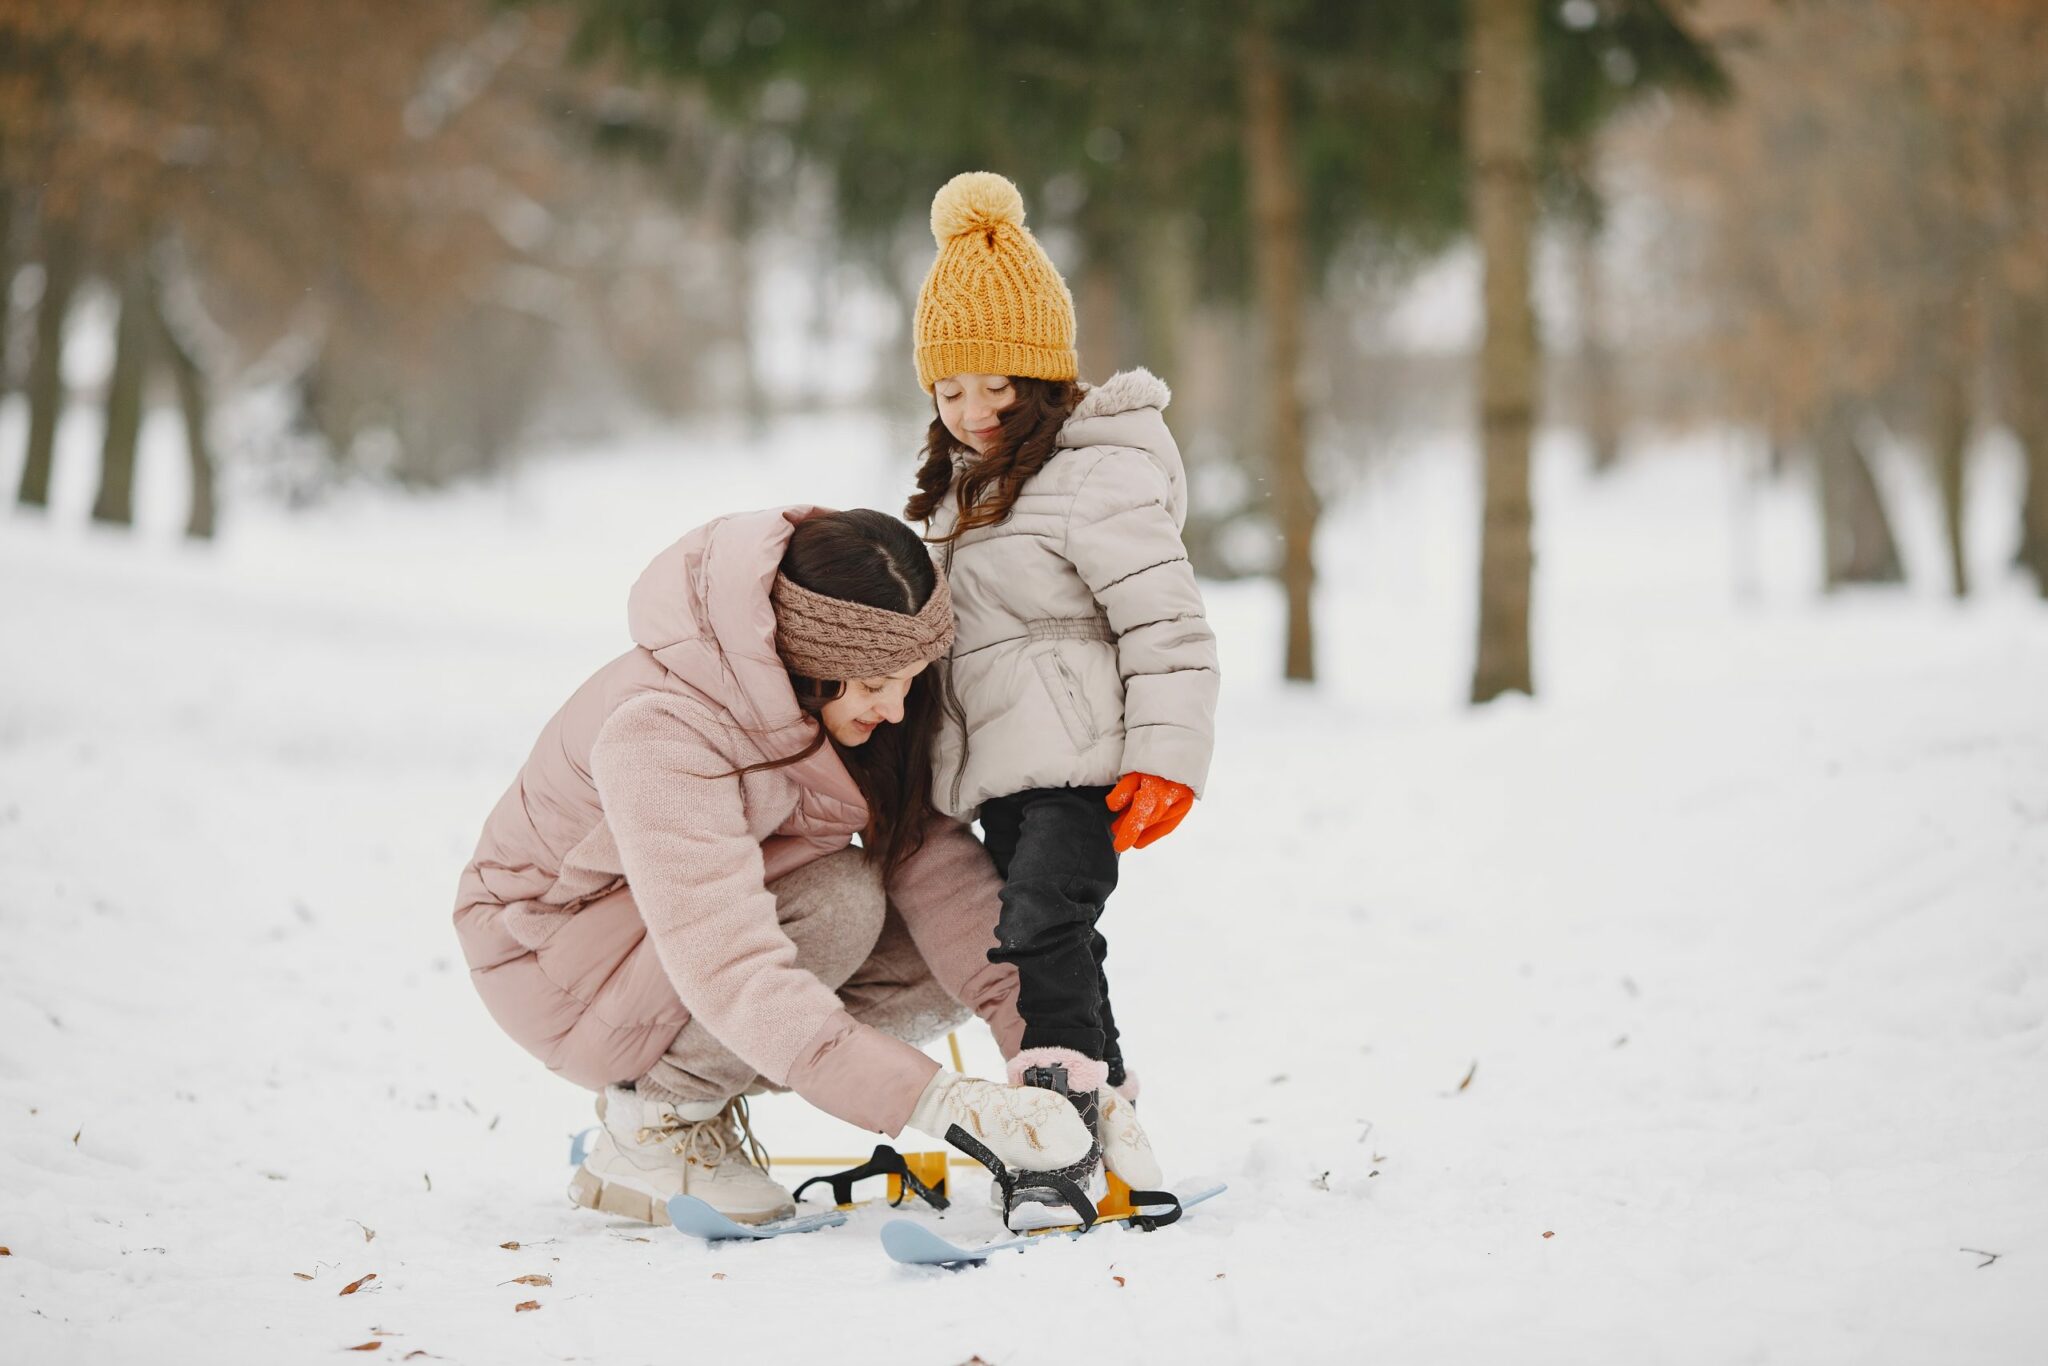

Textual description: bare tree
[16,223,78,510]
[1467,0,1539,702]
[1239,17,1320,684]
[91,254,152,527]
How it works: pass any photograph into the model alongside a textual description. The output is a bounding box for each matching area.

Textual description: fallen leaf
[72,1127,81,1145]
[710,1273,727,1281]
[344,1342,381,1353]
[502,1275,552,1287]
[498,1242,520,1251]
[514,1300,541,1313]
[351,1221,377,1243]
[422,1173,432,1192]
[339,1273,378,1296]
[1542,1231,1555,1239]
[293,1272,315,1281]
[1214,1272,1226,1279]
[1111,1274,1126,1287]
[0,1248,11,1256]
[621,1236,649,1243]
[403,1352,439,1360]
[1309,1171,1330,1191]
[1456,1061,1478,1093]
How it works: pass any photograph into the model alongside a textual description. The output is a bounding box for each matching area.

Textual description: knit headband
[771,570,955,682]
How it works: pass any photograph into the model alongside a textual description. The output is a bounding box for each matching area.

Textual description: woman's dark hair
[904,376,1081,540]
[742,509,942,875]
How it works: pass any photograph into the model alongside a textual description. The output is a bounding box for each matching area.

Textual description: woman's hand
[1106,773,1195,852]
[1094,1085,1162,1189]
[905,1071,1094,1170]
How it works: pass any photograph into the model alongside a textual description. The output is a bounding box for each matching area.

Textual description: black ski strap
[791,1143,950,1211]
[1121,1187,1184,1232]
[945,1125,1097,1231]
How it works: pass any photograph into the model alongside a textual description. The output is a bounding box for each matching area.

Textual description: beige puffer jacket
[928,369,1219,818]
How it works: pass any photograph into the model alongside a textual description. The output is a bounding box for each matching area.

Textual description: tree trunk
[1815,403,1905,588]
[149,273,217,540]
[0,190,15,402]
[1467,0,1540,703]
[1135,208,1194,393]
[17,231,81,510]
[1077,255,1127,382]
[92,255,153,528]
[1927,351,1971,599]
[1570,215,1622,473]
[1239,21,1319,683]
[2011,290,2048,594]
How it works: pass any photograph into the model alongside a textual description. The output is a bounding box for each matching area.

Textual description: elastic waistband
[1023,616,1114,644]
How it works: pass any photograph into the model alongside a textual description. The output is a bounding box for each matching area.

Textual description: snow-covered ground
[3,405,2045,1364]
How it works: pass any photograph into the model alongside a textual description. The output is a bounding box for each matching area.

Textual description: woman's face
[819,660,929,746]
[934,373,1015,455]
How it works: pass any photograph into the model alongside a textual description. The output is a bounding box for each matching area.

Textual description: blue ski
[666,1194,849,1241]
[880,1184,1226,1266]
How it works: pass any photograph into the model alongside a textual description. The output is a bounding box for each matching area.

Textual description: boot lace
[637,1096,771,1171]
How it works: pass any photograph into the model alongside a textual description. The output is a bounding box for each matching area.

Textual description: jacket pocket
[1033,648,1100,750]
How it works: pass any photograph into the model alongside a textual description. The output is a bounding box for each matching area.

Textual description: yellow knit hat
[913,172,1078,393]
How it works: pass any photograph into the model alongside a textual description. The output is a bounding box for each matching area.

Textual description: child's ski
[879,1183,1226,1266]
[665,1194,848,1241]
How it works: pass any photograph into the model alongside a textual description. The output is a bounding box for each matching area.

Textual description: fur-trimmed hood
[1057,367,1174,461]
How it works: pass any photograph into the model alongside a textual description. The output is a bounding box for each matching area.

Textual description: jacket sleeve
[590,694,937,1134]
[883,815,1025,1058]
[1064,449,1221,794]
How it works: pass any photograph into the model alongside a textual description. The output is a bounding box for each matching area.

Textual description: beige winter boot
[567,1087,796,1226]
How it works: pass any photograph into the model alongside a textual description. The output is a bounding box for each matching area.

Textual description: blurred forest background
[3,0,2044,698]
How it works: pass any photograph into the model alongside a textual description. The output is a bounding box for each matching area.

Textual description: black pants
[978,785,1125,1088]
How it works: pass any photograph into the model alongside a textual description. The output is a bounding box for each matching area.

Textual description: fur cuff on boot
[1007,1047,1109,1094]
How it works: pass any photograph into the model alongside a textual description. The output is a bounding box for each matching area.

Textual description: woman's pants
[636,847,971,1107]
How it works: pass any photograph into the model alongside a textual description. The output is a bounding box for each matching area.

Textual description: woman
[453,506,1130,1226]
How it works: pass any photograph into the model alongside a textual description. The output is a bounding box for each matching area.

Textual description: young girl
[906,172,1220,1228]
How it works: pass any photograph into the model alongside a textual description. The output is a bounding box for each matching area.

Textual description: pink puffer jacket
[452,506,1022,1135]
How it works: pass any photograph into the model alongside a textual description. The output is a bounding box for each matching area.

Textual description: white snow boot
[1000,1050,1111,1231]
[567,1087,795,1227]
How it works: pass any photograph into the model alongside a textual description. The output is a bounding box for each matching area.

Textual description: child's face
[819,661,928,746]
[934,373,1015,455]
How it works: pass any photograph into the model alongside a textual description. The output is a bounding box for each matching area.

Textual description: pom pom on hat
[930,171,1026,245]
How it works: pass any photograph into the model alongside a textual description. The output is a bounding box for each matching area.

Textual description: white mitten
[905,1070,1094,1171]
[1095,1085,1163,1189]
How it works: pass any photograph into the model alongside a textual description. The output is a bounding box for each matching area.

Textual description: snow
[3,402,2046,1364]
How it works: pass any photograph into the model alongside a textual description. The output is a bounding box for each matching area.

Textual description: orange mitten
[1105,772,1196,853]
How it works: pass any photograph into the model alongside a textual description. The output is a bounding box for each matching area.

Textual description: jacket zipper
[939,534,971,814]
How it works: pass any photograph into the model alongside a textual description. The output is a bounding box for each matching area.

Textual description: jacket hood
[1057,367,1186,520]
[1058,367,1177,459]
[626,505,820,739]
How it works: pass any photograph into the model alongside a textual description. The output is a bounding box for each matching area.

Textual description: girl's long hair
[904,376,1081,540]
[739,509,942,875]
